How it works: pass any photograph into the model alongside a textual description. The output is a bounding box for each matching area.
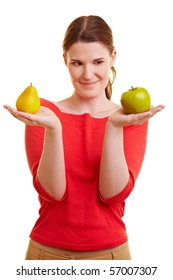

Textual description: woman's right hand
[3,105,61,131]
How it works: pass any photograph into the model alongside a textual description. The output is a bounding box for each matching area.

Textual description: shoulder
[40,97,52,107]
[40,98,62,115]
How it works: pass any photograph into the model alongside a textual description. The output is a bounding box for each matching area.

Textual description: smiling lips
[80,80,99,86]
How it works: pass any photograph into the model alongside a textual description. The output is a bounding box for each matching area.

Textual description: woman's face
[64,42,116,100]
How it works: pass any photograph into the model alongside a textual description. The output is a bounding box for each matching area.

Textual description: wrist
[46,120,62,134]
[105,120,123,140]
[107,117,123,130]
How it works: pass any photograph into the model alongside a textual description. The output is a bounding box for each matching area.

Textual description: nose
[82,65,93,80]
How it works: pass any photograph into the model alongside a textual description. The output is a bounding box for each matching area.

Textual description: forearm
[99,121,129,199]
[37,122,66,200]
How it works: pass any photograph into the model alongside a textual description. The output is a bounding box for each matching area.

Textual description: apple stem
[30,82,32,86]
[131,86,134,90]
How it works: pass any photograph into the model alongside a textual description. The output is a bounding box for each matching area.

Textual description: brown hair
[62,15,116,100]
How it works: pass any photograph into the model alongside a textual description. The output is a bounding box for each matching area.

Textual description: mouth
[80,80,99,86]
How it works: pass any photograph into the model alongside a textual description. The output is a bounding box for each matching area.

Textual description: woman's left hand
[108,105,165,128]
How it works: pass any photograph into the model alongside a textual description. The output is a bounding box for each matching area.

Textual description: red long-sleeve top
[25,98,148,250]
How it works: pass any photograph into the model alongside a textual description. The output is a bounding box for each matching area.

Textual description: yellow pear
[16,83,40,114]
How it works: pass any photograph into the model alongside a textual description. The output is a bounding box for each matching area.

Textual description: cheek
[99,67,110,84]
[68,67,81,81]
[99,67,111,89]
[99,63,110,77]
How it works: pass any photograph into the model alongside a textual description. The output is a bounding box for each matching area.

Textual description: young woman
[4,15,164,260]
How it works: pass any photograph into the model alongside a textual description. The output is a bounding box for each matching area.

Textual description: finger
[134,105,165,124]
[3,105,16,113]
[3,105,20,118]
[15,112,40,125]
[3,104,37,125]
[150,105,165,115]
[130,112,152,124]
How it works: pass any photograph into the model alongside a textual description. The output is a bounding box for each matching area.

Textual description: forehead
[66,42,110,60]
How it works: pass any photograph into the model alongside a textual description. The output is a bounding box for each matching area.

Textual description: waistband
[28,239,130,259]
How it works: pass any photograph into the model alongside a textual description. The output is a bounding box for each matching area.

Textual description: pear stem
[131,86,134,90]
[30,82,32,86]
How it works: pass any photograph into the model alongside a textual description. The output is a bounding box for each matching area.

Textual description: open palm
[3,105,60,130]
[109,105,165,127]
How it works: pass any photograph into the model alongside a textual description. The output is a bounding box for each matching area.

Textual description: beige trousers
[25,239,132,260]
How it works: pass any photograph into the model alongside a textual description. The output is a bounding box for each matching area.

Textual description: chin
[79,90,102,100]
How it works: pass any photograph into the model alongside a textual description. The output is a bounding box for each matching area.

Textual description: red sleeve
[100,121,148,205]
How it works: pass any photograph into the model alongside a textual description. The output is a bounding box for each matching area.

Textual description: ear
[110,49,116,67]
[63,54,67,66]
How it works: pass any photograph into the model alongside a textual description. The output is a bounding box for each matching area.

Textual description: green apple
[120,86,151,114]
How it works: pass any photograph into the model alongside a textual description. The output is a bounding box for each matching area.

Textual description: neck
[70,91,110,115]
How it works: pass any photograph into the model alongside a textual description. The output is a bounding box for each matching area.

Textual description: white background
[0,0,172,278]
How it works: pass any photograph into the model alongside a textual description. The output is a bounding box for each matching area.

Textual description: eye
[71,61,82,66]
[94,60,104,65]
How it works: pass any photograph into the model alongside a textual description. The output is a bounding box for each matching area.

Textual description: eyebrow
[70,57,105,62]
[93,57,105,61]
